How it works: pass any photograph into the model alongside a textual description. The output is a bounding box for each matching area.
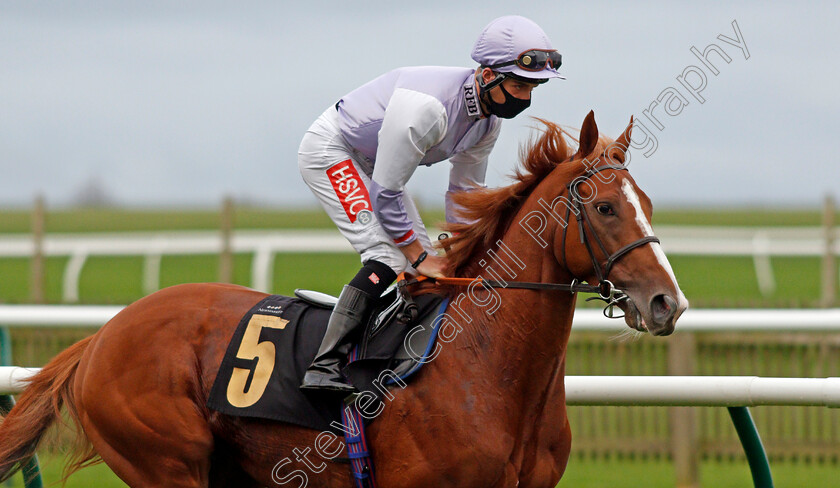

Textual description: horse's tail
[0,335,96,482]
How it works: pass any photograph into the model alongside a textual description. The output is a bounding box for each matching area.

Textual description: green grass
[1,205,832,307]
[0,206,826,235]
[0,207,340,233]
[665,255,827,308]
[0,259,30,303]
[271,253,362,297]
[652,208,824,227]
[3,454,127,488]
[0,258,70,304]
[1,253,833,307]
[0,207,407,234]
[0,252,363,305]
[4,453,836,487]
[558,456,840,487]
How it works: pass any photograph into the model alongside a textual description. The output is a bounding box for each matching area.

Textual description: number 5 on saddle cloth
[207,284,448,433]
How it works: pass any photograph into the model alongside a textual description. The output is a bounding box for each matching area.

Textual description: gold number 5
[226,314,289,408]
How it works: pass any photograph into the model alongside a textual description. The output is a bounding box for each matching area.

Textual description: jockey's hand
[400,240,448,278]
[415,254,448,279]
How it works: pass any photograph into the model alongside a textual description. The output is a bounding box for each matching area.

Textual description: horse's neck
[448,214,576,399]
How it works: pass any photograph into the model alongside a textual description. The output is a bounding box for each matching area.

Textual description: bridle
[558,162,660,313]
[411,160,660,319]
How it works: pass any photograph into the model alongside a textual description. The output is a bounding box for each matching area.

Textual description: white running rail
[0,366,837,408]
[2,305,840,332]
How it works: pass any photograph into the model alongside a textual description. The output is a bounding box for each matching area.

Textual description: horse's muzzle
[648,294,679,336]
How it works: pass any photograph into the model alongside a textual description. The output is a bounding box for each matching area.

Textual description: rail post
[821,194,836,307]
[0,327,43,488]
[29,196,45,304]
[668,332,699,488]
[219,196,234,283]
[727,406,774,488]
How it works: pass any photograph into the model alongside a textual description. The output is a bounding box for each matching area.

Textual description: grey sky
[1,1,837,208]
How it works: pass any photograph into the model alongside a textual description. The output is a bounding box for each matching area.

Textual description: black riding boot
[300,285,374,392]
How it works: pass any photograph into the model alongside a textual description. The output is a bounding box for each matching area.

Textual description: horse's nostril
[650,294,677,324]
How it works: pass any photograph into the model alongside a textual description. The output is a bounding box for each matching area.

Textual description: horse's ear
[614,115,634,153]
[575,110,599,159]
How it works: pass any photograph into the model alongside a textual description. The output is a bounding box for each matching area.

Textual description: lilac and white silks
[298,66,501,273]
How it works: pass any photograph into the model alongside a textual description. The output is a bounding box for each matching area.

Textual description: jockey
[298,15,564,392]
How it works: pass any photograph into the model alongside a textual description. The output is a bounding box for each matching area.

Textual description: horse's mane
[442,119,613,276]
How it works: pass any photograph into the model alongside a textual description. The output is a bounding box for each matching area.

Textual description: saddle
[207,284,448,433]
[295,285,446,387]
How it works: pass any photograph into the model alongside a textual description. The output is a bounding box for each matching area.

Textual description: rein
[428,276,602,295]
[413,160,661,319]
[404,275,626,318]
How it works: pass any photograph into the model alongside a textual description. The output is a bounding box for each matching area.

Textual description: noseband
[560,163,660,298]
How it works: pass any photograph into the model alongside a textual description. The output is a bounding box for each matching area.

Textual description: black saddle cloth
[206,290,446,433]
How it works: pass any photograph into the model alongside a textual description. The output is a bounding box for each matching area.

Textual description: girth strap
[341,346,378,488]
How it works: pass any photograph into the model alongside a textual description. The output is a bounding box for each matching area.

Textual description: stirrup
[300,370,357,393]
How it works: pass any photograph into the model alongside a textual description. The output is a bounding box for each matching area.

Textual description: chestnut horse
[0,111,687,487]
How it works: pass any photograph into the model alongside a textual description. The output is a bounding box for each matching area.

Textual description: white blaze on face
[620,179,688,308]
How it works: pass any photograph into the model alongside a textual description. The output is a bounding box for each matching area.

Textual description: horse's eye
[596,203,614,216]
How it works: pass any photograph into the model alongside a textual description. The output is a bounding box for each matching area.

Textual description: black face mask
[484,83,531,119]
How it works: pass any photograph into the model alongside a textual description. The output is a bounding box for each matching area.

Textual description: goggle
[489,49,562,72]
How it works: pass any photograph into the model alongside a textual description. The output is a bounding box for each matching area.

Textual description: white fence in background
[3,303,840,405]
[4,303,837,488]
[0,365,837,408]
[0,230,353,301]
[1,226,838,302]
[2,304,840,332]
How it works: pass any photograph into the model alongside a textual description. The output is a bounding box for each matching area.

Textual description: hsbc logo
[327,159,372,224]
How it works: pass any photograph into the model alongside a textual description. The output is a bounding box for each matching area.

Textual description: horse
[0,110,687,488]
